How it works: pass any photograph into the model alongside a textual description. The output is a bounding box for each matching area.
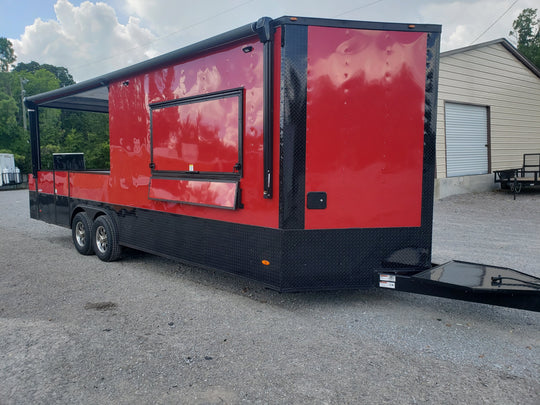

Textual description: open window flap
[149,177,239,210]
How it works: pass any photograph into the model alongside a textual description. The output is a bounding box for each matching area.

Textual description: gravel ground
[0,188,539,404]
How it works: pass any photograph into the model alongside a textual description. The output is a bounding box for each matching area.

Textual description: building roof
[441,38,540,80]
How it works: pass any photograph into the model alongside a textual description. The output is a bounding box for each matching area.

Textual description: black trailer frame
[379,261,540,312]
[494,153,540,199]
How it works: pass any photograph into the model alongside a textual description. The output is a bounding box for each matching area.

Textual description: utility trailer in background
[25,16,539,311]
[494,153,540,198]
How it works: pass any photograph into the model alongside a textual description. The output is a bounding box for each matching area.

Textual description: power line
[470,0,519,45]
[71,0,254,78]
[333,0,386,19]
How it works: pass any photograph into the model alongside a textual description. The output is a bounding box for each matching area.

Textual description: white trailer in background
[0,153,22,186]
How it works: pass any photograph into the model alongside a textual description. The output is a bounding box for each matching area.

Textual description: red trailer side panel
[107,38,280,228]
[37,171,54,194]
[305,27,427,229]
[70,172,110,202]
[28,174,35,190]
[54,171,69,196]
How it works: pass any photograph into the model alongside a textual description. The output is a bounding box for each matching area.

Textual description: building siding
[436,42,540,178]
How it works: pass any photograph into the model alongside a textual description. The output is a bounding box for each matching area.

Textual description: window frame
[149,87,244,180]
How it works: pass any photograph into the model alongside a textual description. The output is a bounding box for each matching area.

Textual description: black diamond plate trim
[279,24,308,230]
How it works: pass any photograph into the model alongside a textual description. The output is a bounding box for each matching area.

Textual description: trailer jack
[379,261,540,312]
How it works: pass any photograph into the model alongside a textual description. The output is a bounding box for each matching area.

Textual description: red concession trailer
[25,16,539,311]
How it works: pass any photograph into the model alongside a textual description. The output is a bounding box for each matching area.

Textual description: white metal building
[435,38,540,199]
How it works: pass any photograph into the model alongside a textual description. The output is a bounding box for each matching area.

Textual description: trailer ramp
[379,261,540,312]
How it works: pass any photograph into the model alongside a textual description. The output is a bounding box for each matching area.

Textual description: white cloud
[8,0,540,83]
[118,0,273,55]
[446,25,471,50]
[11,0,156,82]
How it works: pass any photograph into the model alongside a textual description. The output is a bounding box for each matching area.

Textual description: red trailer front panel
[305,27,427,230]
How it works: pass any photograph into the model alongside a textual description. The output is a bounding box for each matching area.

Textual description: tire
[92,214,122,262]
[509,182,522,193]
[72,212,94,255]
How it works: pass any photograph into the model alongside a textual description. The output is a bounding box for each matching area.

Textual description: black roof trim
[272,16,441,33]
[25,20,260,107]
[43,97,109,113]
[441,38,540,79]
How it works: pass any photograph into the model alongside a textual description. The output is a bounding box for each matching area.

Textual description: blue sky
[1,0,536,82]
[0,0,130,37]
[1,1,80,38]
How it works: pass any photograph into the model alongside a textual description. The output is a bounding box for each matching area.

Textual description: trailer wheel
[72,212,94,255]
[510,182,522,193]
[92,215,122,262]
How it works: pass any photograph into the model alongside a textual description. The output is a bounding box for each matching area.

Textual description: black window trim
[149,87,244,180]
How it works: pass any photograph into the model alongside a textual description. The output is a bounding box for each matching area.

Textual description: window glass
[151,90,242,174]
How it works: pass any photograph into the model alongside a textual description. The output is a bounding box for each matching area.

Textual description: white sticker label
[379,281,396,289]
[379,274,396,282]
[189,164,194,172]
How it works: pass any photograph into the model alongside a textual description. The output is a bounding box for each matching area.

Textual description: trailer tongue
[380,261,540,312]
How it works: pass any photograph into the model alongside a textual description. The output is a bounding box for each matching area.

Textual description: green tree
[14,61,75,87]
[0,85,22,149]
[60,111,110,169]
[0,71,27,171]
[38,106,63,170]
[0,63,110,173]
[0,37,16,72]
[510,8,540,68]
[0,69,61,173]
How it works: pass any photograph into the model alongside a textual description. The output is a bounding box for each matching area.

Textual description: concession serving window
[148,88,244,209]
[150,88,243,176]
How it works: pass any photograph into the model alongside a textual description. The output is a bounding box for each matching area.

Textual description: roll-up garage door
[445,103,488,177]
